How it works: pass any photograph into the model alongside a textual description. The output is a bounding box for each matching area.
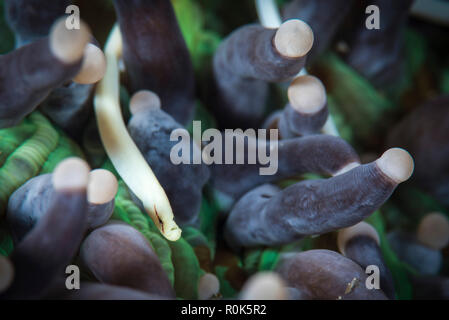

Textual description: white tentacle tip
[376,148,414,184]
[337,222,380,256]
[130,90,162,115]
[417,212,449,250]
[88,169,118,205]
[50,17,91,64]
[274,19,314,59]
[240,272,288,300]
[198,273,220,300]
[52,157,91,192]
[288,75,327,114]
[73,44,107,84]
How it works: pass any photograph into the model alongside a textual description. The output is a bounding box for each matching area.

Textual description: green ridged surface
[111,180,176,286]
[169,237,201,300]
[111,179,209,299]
[0,112,59,216]
[0,112,85,255]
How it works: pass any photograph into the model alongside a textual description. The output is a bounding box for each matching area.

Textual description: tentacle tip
[88,169,118,205]
[129,90,162,116]
[274,19,314,59]
[417,212,449,250]
[337,222,380,256]
[73,43,107,84]
[240,272,288,300]
[376,148,414,184]
[52,157,91,192]
[288,75,327,114]
[198,273,220,300]
[0,256,14,294]
[50,17,91,64]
